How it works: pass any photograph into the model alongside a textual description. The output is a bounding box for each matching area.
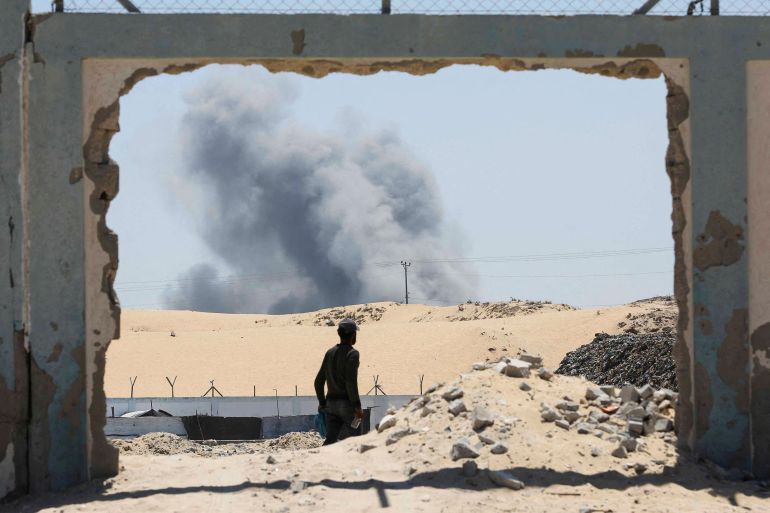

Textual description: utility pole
[401,260,411,304]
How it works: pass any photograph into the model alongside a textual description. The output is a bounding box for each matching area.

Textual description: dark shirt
[314,344,361,409]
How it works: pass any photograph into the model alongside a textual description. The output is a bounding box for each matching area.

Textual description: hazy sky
[102,63,673,312]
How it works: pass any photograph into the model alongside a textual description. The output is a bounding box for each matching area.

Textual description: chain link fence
[56,0,770,15]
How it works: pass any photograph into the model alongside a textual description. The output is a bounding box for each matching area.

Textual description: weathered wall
[747,61,770,476]
[2,9,770,499]
[0,0,29,501]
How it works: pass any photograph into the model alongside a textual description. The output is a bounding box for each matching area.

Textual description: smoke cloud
[164,71,475,314]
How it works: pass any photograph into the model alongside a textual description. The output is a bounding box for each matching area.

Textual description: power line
[414,270,673,279]
[374,246,672,267]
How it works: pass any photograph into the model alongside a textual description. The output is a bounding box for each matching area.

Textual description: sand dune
[106,298,676,398]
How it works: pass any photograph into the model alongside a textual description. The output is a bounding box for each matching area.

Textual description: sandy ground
[6,366,768,513]
[106,298,676,397]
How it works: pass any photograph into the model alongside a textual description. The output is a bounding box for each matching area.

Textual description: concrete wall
[106,395,413,427]
[2,5,770,498]
[105,417,187,438]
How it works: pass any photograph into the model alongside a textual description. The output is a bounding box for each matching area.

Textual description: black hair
[338,330,356,344]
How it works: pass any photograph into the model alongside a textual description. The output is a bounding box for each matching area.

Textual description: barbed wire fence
[52,0,770,16]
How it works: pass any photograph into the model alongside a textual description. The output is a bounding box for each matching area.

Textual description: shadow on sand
[3,452,768,513]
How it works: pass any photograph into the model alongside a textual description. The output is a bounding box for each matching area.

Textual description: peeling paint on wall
[693,210,744,271]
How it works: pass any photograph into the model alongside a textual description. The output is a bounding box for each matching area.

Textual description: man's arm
[314,354,327,408]
[344,350,362,410]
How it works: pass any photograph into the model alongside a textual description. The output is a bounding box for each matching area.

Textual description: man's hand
[318,403,326,413]
[354,407,364,419]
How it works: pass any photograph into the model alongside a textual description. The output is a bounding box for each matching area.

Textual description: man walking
[314,318,364,445]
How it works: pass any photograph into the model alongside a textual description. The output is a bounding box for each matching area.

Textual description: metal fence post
[381,0,391,14]
[710,0,719,15]
[53,0,64,12]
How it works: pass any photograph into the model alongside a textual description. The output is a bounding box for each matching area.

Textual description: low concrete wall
[106,395,414,427]
[104,417,187,438]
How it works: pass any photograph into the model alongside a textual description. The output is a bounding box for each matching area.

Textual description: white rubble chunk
[537,367,554,381]
[377,414,398,433]
[555,419,571,430]
[472,362,488,371]
[503,359,532,378]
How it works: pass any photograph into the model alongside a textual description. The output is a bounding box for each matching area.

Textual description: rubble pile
[436,300,575,322]
[367,353,681,493]
[555,332,677,390]
[111,431,323,457]
[620,296,677,334]
[306,303,391,327]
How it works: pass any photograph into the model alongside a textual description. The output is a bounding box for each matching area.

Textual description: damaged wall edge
[5,10,770,499]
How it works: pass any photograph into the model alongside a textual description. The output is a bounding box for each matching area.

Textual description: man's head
[337,318,359,345]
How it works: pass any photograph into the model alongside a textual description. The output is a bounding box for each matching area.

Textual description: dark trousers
[323,399,357,445]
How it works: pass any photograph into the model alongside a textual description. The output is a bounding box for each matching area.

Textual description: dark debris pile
[556,332,678,391]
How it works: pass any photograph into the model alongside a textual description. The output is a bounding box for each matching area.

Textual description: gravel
[555,332,678,390]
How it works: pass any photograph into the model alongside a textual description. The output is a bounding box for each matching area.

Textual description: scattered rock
[654,417,674,432]
[637,384,654,400]
[451,438,480,461]
[290,479,307,493]
[442,386,464,401]
[519,353,543,368]
[503,359,532,378]
[358,443,376,453]
[634,462,648,475]
[556,400,580,412]
[541,405,562,422]
[576,423,593,434]
[519,382,531,392]
[538,367,554,381]
[385,428,411,446]
[490,442,509,455]
[266,455,277,464]
[611,445,628,459]
[487,469,525,490]
[478,433,496,445]
[620,385,640,404]
[588,410,610,423]
[555,419,571,430]
[471,406,496,431]
[461,460,479,477]
[448,399,468,416]
[590,446,602,457]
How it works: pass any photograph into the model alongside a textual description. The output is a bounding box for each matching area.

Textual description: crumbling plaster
[2,8,770,498]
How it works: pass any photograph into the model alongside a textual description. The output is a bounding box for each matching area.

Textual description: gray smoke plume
[164,71,475,314]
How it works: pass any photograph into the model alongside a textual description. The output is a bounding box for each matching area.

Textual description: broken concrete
[1,6,770,499]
